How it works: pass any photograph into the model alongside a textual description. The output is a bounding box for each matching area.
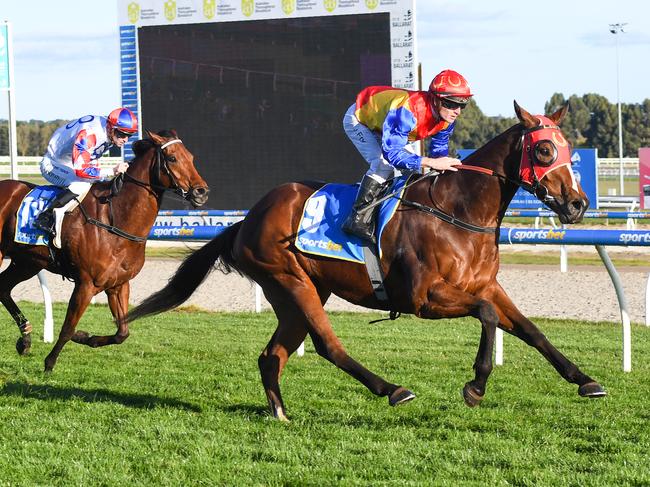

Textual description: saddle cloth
[295,175,408,263]
[14,186,65,246]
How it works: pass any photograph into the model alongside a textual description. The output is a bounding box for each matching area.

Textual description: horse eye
[168,156,177,163]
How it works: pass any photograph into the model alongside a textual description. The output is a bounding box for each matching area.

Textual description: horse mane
[131,129,178,157]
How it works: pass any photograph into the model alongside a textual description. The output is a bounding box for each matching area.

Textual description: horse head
[144,130,210,208]
[514,101,588,223]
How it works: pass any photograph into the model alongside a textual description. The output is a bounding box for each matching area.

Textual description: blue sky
[1,0,648,121]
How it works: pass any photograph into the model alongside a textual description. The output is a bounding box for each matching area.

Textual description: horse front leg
[44,282,96,372]
[489,283,606,398]
[419,281,500,407]
[72,283,130,348]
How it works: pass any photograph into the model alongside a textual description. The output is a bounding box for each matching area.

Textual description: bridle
[77,137,193,243]
[123,138,191,201]
[396,119,573,233]
[457,119,572,205]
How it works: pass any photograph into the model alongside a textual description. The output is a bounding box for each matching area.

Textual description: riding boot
[33,189,78,234]
[341,175,384,244]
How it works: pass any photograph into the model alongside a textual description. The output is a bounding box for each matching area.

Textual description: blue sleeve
[428,122,455,158]
[381,107,422,171]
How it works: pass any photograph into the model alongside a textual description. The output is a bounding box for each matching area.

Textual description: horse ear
[548,102,570,125]
[170,129,178,137]
[147,130,162,144]
[514,100,538,129]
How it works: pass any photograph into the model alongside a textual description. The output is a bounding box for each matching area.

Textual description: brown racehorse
[126,102,605,420]
[0,130,209,372]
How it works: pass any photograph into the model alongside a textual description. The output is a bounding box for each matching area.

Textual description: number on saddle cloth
[295,176,408,263]
[14,186,66,246]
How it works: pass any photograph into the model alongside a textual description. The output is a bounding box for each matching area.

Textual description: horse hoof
[578,381,607,398]
[389,387,416,407]
[462,383,484,407]
[15,336,32,356]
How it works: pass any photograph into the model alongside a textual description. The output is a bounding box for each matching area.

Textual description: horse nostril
[571,198,586,213]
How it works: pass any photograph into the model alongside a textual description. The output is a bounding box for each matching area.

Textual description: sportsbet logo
[324,0,337,13]
[127,2,140,23]
[282,0,295,15]
[242,0,254,17]
[164,0,176,21]
[203,0,215,19]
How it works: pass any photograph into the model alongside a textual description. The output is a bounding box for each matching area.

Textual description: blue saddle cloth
[14,186,64,246]
[295,175,408,263]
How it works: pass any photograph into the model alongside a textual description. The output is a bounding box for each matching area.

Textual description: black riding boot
[341,175,384,243]
[33,189,78,233]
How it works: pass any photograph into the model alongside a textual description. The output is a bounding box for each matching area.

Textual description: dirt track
[3,248,649,325]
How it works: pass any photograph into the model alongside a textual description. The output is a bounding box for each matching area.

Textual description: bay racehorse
[0,130,209,371]
[126,102,605,420]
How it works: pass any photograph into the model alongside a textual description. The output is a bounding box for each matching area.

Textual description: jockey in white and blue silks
[341,69,474,243]
[34,107,138,237]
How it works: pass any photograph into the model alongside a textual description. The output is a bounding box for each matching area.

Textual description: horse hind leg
[0,259,43,355]
[259,276,413,420]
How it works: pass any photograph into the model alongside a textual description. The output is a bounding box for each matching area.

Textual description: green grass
[0,304,649,485]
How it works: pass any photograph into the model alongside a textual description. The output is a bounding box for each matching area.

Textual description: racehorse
[0,130,209,372]
[126,102,605,420]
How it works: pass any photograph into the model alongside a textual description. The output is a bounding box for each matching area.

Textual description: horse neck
[113,149,164,229]
[425,126,522,227]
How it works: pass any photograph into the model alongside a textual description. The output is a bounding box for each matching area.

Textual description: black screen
[138,14,391,209]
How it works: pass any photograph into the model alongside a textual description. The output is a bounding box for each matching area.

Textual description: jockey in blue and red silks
[341,69,474,243]
[34,107,138,237]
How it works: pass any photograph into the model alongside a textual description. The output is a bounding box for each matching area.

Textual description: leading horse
[126,102,605,420]
[0,130,209,371]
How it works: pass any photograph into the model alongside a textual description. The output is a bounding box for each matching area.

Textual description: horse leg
[0,259,43,355]
[72,283,130,347]
[258,275,414,419]
[418,281,500,407]
[44,282,96,372]
[489,283,606,398]
[258,310,308,421]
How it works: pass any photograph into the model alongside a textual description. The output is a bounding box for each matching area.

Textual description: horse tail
[126,221,243,324]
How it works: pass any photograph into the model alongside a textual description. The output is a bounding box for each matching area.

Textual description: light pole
[609,23,627,195]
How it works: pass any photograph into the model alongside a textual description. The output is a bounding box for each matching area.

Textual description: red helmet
[107,107,138,134]
[429,69,473,104]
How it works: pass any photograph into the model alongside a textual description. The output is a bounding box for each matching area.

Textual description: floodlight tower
[609,22,627,195]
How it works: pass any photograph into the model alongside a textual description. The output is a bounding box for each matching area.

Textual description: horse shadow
[1,381,202,412]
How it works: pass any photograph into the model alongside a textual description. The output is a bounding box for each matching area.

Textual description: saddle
[15,185,89,248]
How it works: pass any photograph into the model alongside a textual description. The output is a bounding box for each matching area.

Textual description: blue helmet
[107,107,138,134]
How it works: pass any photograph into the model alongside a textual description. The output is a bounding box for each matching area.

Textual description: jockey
[341,69,473,243]
[34,107,138,236]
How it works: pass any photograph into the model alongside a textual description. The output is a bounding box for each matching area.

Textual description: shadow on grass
[1,381,202,412]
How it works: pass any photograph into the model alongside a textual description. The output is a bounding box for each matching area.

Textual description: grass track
[0,303,649,485]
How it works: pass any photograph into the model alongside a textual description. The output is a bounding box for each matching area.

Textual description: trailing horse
[0,130,209,371]
[126,102,605,420]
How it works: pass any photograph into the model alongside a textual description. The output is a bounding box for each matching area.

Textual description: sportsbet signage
[0,24,9,90]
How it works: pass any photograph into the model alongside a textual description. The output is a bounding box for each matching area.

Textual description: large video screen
[138,14,391,209]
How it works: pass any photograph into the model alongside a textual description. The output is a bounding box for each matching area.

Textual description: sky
[1,0,648,121]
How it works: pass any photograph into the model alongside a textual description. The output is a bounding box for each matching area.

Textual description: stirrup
[33,214,54,233]
[342,217,376,244]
